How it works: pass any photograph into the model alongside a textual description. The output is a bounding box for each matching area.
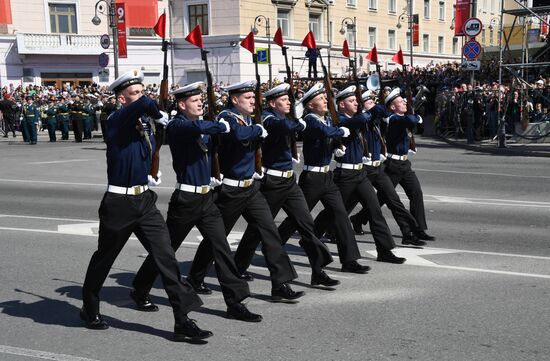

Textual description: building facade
[0,0,530,88]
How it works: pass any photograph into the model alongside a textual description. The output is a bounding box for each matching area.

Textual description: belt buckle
[322,166,329,172]
[356,164,363,170]
[402,155,408,160]
[286,170,293,178]
[242,179,252,187]
[133,186,141,195]
[200,186,209,194]
[373,160,380,167]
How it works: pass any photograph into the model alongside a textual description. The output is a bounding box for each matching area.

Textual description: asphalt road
[1,134,549,361]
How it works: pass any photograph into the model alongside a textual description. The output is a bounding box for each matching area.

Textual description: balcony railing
[16,33,105,55]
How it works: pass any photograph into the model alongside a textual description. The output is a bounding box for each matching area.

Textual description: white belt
[335,162,363,170]
[387,153,408,161]
[303,165,330,173]
[222,178,254,188]
[364,160,381,167]
[264,168,294,178]
[107,184,149,195]
[175,182,210,194]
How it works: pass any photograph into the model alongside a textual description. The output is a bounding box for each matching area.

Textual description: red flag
[342,40,351,58]
[392,47,404,65]
[366,45,378,64]
[240,31,255,54]
[301,31,317,49]
[273,27,284,48]
[153,12,166,39]
[185,25,203,49]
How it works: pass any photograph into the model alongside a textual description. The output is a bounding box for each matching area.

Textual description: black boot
[226,303,262,322]
[174,317,213,342]
[271,283,305,302]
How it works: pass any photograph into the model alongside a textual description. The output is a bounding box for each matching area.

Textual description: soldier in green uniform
[56,96,70,140]
[70,95,84,142]
[22,96,40,145]
[82,96,94,140]
[45,96,58,142]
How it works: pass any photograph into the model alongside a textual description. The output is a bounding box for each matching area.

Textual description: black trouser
[278,170,361,264]
[314,167,396,252]
[381,159,428,230]
[47,118,57,142]
[72,116,83,142]
[234,173,333,275]
[82,190,202,323]
[133,190,250,307]
[3,115,16,136]
[189,181,297,288]
[352,164,420,236]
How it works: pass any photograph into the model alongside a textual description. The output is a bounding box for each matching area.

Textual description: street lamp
[92,0,119,79]
[339,17,357,74]
[252,15,272,86]
[396,2,415,68]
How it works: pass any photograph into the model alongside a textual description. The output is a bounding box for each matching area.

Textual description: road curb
[437,136,550,158]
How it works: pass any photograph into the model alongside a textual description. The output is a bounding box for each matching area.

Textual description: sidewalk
[438,135,550,158]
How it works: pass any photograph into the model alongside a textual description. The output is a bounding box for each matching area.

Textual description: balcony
[16,33,105,55]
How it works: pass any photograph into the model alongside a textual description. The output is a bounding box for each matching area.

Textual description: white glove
[298,119,307,130]
[333,145,346,158]
[154,110,170,126]
[339,126,350,138]
[148,174,162,186]
[19,116,23,121]
[362,156,371,164]
[218,118,230,133]
[253,172,264,180]
[407,149,416,160]
[209,177,223,189]
[416,115,423,124]
[292,153,301,164]
[383,117,390,124]
[379,153,387,162]
[170,110,177,117]
[256,124,268,138]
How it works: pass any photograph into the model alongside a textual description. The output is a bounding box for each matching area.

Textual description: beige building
[2,0,540,87]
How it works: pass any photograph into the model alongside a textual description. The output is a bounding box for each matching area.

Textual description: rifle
[253,53,263,175]
[318,48,343,150]
[351,58,369,158]
[282,45,299,161]
[150,40,169,180]
[375,64,388,156]
[403,67,417,152]
[202,49,221,180]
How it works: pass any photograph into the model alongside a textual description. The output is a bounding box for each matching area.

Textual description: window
[277,9,290,37]
[406,31,411,51]
[347,0,357,7]
[490,27,494,46]
[368,27,376,47]
[309,14,321,40]
[49,3,77,34]
[129,28,155,37]
[438,36,444,53]
[389,0,397,13]
[423,0,430,19]
[481,29,486,45]
[345,23,356,48]
[189,4,208,35]
[423,34,429,52]
[369,0,377,10]
[438,1,445,20]
[388,29,396,49]
[452,37,458,55]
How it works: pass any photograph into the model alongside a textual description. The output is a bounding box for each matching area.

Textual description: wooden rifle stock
[318,49,343,149]
[202,50,221,180]
[282,46,299,161]
[253,53,263,175]
[150,40,169,180]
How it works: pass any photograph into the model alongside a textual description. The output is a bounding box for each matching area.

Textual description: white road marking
[0,345,100,361]
[415,168,550,179]
[0,214,97,222]
[57,222,99,235]
[368,247,457,266]
[28,159,92,165]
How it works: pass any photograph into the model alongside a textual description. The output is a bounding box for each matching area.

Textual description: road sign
[99,52,109,68]
[98,68,109,82]
[463,18,483,37]
[100,34,110,49]
[463,40,482,59]
[256,48,269,64]
[461,60,481,71]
